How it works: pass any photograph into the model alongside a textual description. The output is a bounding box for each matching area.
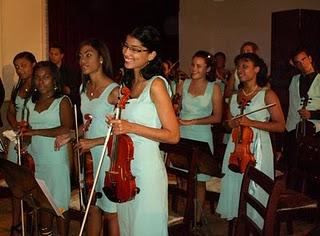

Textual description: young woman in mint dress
[177,50,222,224]
[109,26,180,236]
[55,39,120,236]
[77,39,120,236]
[216,53,285,229]
[23,61,73,236]
[6,51,36,236]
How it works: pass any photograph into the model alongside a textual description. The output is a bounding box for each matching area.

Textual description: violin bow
[17,102,28,236]
[168,60,179,73]
[230,103,276,120]
[74,105,87,211]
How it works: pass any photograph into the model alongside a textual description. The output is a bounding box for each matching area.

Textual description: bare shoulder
[264,88,280,104]
[60,96,72,108]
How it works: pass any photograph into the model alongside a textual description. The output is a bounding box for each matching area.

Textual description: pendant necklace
[242,85,258,97]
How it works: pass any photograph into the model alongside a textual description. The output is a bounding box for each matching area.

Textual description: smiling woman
[216,53,285,229]
[109,25,180,236]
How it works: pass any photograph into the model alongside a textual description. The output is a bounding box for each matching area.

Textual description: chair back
[235,164,285,236]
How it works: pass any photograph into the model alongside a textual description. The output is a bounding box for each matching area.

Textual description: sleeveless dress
[80,82,118,213]
[180,79,215,181]
[117,76,169,236]
[216,89,274,229]
[26,96,71,212]
[7,96,26,163]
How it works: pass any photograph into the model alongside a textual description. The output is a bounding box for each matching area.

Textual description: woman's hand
[227,116,253,128]
[54,132,73,151]
[227,118,240,129]
[238,116,254,127]
[106,115,132,135]
[298,108,311,119]
[74,138,96,155]
[179,119,195,126]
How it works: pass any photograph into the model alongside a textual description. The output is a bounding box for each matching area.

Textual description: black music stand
[160,138,221,177]
[0,157,64,235]
[160,138,222,232]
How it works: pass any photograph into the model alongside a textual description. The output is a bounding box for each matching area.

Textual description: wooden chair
[161,138,221,235]
[234,163,285,236]
[276,135,320,235]
[0,172,11,198]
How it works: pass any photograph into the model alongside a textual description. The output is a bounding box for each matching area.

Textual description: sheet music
[36,178,65,218]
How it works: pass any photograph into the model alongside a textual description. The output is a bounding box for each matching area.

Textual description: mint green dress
[7,96,26,163]
[216,89,274,229]
[80,82,118,213]
[180,79,214,153]
[26,96,71,212]
[180,79,215,181]
[117,76,169,236]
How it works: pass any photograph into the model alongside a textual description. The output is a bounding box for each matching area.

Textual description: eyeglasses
[122,43,149,54]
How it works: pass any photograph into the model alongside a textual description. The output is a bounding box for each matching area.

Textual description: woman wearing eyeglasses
[108,26,179,236]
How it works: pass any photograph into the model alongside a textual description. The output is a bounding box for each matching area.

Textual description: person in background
[216,53,285,229]
[176,50,222,224]
[6,51,36,236]
[224,41,259,99]
[214,51,231,94]
[49,43,80,107]
[23,61,73,236]
[284,47,320,182]
[109,25,179,236]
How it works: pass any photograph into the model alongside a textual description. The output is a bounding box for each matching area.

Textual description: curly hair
[30,61,63,103]
[236,53,268,87]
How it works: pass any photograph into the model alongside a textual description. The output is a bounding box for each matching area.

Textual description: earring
[100,60,103,64]
[34,88,37,92]
[54,86,58,91]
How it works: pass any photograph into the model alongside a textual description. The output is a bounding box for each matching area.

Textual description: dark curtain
[48,0,179,74]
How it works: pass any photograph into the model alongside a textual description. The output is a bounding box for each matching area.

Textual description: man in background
[49,43,80,106]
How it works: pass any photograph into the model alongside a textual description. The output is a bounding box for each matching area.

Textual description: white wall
[0,0,47,100]
[179,0,320,73]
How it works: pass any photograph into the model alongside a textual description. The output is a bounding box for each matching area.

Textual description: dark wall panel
[48,0,179,73]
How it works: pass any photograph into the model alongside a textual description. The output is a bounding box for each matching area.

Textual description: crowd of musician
[1,25,320,236]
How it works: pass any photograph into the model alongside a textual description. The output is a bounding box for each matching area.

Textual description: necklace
[242,85,258,97]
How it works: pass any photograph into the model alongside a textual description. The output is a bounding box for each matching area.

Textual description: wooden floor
[0,196,317,236]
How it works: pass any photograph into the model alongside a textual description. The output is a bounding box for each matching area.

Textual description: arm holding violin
[298,109,320,120]
[24,97,74,137]
[75,86,120,152]
[179,83,222,125]
[109,77,180,144]
[236,90,285,133]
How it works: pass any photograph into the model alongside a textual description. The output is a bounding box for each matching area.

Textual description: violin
[296,95,316,140]
[103,85,139,203]
[228,97,256,173]
[74,106,94,211]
